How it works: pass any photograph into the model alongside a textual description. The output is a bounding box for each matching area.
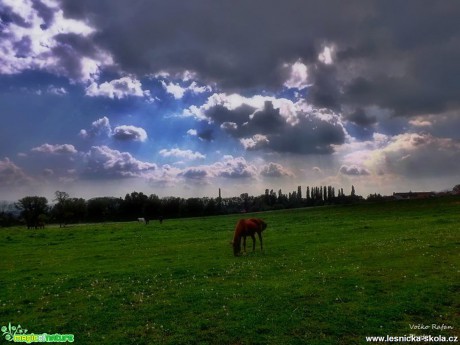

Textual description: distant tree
[453,184,460,195]
[53,191,70,227]
[53,191,86,226]
[204,198,217,215]
[367,193,384,201]
[87,197,122,222]
[185,198,205,216]
[0,201,15,214]
[121,191,150,220]
[277,189,282,202]
[0,201,20,227]
[16,196,49,228]
[161,197,184,218]
[240,193,249,212]
[54,191,70,204]
[145,194,162,219]
[351,185,356,197]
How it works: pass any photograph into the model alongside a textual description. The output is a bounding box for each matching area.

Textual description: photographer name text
[410,324,453,331]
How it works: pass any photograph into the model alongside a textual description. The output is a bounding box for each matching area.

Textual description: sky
[1,0,460,201]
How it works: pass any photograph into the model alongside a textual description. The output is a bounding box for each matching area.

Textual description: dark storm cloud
[57,0,460,118]
[32,0,56,29]
[13,0,449,120]
[344,108,376,127]
[266,116,346,154]
[339,165,370,176]
[201,98,347,154]
[206,104,256,127]
[58,0,370,89]
[54,33,101,58]
[307,63,341,111]
[0,4,31,28]
[212,101,285,138]
[245,102,286,135]
[197,129,214,142]
[13,36,32,58]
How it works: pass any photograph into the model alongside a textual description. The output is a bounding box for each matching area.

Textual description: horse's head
[231,239,241,256]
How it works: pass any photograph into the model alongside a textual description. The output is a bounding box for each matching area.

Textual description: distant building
[393,191,434,200]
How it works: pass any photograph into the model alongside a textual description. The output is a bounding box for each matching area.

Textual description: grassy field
[1,197,459,344]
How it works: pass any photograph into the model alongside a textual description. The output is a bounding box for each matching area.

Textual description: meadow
[1,197,459,344]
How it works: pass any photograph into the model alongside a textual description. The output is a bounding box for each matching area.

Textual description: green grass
[1,197,459,344]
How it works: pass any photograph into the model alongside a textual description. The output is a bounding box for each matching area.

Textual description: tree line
[0,185,366,227]
[3,184,458,228]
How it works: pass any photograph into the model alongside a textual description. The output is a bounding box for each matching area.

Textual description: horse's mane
[232,219,247,243]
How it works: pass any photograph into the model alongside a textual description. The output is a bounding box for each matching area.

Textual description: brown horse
[231,218,267,256]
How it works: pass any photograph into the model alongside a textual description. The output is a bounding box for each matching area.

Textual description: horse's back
[235,218,265,235]
[246,218,267,232]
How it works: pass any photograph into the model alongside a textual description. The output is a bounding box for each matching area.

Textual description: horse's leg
[257,232,263,251]
[251,234,256,252]
[243,235,247,252]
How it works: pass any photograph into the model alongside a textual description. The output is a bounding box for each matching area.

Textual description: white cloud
[47,85,67,95]
[31,143,78,155]
[260,162,294,178]
[161,81,186,99]
[341,132,460,178]
[220,122,238,131]
[409,118,433,128]
[339,165,370,176]
[86,76,150,99]
[0,157,32,187]
[186,129,198,136]
[159,148,205,160]
[112,125,148,142]
[240,134,269,150]
[185,92,347,154]
[312,167,323,174]
[284,60,310,90]
[42,168,55,177]
[178,156,258,182]
[179,167,211,183]
[318,45,335,65]
[0,0,113,83]
[161,80,211,99]
[79,116,112,138]
[84,146,157,178]
[212,156,258,179]
[79,117,148,142]
[184,92,305,125]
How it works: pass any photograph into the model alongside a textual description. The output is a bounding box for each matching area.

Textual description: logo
[1,323,74,343]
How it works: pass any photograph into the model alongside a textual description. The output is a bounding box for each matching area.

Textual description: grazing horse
[231,218,267,256]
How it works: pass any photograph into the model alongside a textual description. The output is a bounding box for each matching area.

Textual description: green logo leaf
[1,323,28,342]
